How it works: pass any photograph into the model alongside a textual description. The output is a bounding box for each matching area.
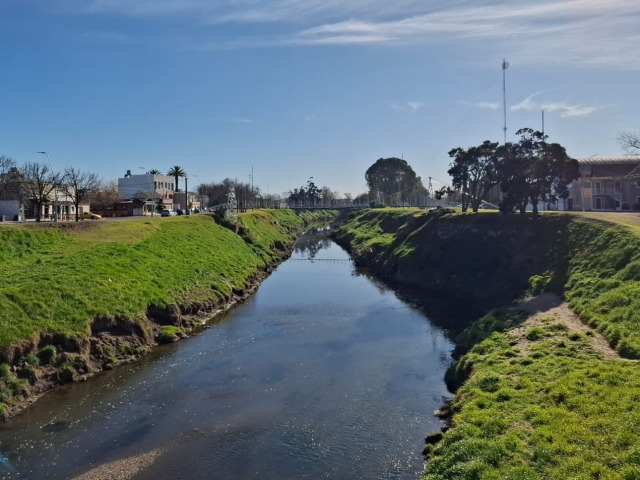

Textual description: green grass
[334,208,640,479]
[562,217,640,358]
[426,318,640,480]
[0,210,332,350]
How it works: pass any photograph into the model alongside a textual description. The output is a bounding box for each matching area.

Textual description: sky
[1,0,639,197]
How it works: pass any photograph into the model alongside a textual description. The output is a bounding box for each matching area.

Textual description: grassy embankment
[0,209,335,415]
[334,208,640,479]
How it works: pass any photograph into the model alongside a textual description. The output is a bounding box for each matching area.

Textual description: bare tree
[0,155,21,200]
[62,167,102,221]
[21,162,60,222]
[618,131,640,155]
[89,180,119,210]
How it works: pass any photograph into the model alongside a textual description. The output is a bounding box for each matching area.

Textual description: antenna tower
[502,59,509,143]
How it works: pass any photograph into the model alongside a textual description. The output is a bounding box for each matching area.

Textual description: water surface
[0,230,454,479]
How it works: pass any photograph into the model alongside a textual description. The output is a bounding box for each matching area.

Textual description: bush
[525,327,545,341]
[37,345,57,365]
[156,325,184,344]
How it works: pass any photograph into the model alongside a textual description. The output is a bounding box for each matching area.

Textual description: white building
[118,170,175,214]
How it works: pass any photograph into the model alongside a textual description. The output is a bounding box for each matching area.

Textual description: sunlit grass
[0,210,333,349]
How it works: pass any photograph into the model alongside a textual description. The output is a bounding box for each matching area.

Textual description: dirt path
[507,292,625,360]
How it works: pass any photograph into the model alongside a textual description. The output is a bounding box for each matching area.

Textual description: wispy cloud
[392,101,425,113]
[461,101,499,110]
[66,0,640,68]
[230,118,255,124]
[511,92,600,118]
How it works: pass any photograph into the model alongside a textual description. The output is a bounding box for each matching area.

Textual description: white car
[160,209,177,217]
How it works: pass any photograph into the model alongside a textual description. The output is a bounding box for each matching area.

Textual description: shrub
[525,327,546,341]
[25,354,39,366]
[37,345,57,365]
[156,325,184,344]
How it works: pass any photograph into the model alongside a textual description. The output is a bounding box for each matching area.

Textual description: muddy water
[0,231,456,479]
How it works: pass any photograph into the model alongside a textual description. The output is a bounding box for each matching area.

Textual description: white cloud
[230,118,255,124]
[511,93,599,118]
[461,101,499,110]
[392,101,425,113]
[66,0,640,69]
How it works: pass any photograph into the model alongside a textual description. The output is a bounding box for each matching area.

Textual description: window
[594,181,602,191]
[615,180,622,193]
[636,179,640,188]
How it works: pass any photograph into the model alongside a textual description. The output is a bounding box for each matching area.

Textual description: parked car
[78,211,102,220]
[160,209,177,217]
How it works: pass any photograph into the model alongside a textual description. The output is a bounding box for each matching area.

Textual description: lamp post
[184,175,189,215]
[139,167,154,217]
[37,151,57,222]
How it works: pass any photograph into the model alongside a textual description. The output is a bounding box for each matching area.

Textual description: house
[563,157,640,211]
[118,170,175,215]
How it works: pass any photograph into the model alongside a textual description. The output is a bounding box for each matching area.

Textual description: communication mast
[502,59,509,143]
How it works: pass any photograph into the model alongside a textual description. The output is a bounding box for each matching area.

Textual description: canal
[0,229,455,479]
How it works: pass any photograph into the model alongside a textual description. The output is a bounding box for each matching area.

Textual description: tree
[497,128,579,214]
[62,167,101,221]
[89,180,119,210]
[147,169,161,175]
[618,131,640,155]
[0,155,23,201]
[447,140,500,212]
[167,165,185,192]
[365,157,424,205]
[20,162,60,222]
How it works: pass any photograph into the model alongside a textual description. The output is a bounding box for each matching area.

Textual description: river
[0,229,455,479]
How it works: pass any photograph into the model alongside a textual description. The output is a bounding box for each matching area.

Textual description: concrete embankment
[0,209,336,417]
[333,208,640,478]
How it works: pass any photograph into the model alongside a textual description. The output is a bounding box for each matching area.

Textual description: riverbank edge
[0,210,337,419]
[332,208,640,478]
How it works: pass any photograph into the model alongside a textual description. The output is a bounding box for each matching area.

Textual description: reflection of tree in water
[294,228,332,259]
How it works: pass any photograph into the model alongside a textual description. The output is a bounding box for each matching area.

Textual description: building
[563,157,640,211]
[118,170,175,215]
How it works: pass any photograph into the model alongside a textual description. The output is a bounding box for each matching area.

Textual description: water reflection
[0,230,459,480]
[293,227,333,259]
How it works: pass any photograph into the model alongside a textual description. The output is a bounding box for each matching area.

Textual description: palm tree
[167,165,185,191]
[147,169,161,175]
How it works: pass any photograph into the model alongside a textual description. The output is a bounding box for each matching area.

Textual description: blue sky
[1,0,639,197]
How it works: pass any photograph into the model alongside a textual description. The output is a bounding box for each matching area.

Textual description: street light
[139,167,154,217]
[184,174,189,215]
[37,151,58,222]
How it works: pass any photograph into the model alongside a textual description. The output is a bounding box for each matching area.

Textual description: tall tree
[447,140,500,212]
[167,165,185,192]
[618,130,640,155]
[365,157,424,205]
[20,162,60,222]
[497,128,579,214]
[62,167,102,221]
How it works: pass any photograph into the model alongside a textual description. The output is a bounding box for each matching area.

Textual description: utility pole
[37,151,57,222]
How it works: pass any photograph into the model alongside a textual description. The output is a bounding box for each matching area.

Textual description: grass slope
[0,210,333,350]
[334,208,640,479]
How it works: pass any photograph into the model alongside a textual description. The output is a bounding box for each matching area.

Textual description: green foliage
[425,320,640,480]
[528,272,552,295]
[37,345,57,365]
[156,325,184,344]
